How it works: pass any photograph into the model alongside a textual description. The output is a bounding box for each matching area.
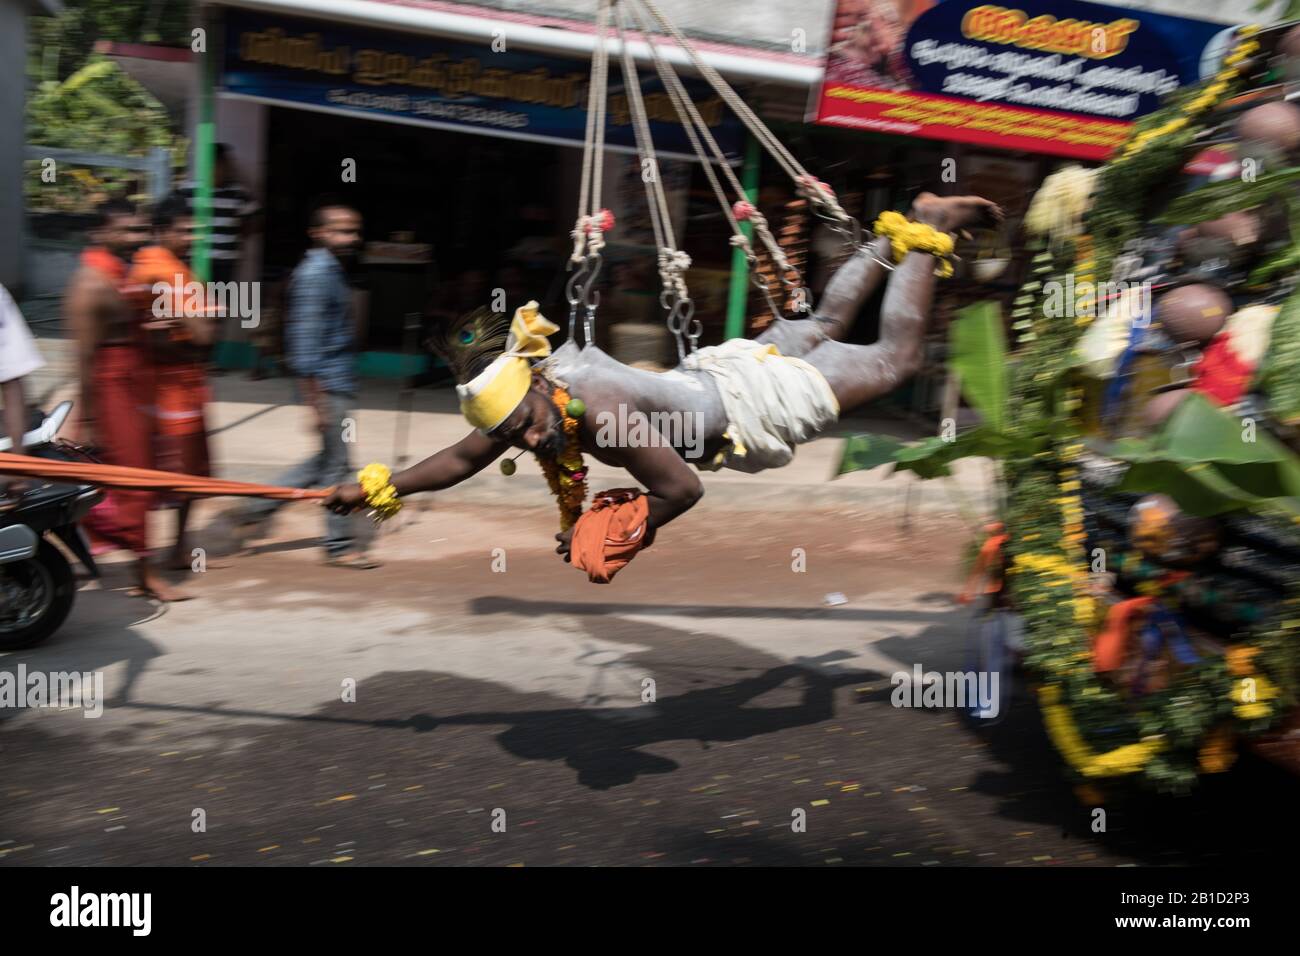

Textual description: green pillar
[724,133,760,341]
[191,14,216,284]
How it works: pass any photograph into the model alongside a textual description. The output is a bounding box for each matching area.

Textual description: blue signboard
[903,0,1228,122]
[221,10,744,162]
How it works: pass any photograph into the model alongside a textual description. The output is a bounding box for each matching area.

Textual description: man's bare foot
[912,193,1005,233]
[135,564,195,602]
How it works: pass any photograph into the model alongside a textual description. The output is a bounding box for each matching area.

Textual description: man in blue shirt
[242,199,379,568]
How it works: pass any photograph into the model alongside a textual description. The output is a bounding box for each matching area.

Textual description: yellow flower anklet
[873,210,956,278]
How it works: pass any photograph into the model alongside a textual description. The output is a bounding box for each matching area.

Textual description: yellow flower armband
[357,462,403,521]
[872,210,955,278]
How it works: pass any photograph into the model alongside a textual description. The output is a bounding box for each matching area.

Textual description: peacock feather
[428,306,513,383]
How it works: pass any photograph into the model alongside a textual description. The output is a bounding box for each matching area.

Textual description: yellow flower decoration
[873,210,956,278]
[1229,673,1277,720]
[357,462,403,521]
[1040,684,1165,777]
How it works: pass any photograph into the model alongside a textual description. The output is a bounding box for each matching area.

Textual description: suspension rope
[567,0,615,346]
[634,0,855,233]
[626,0,804,318]
[615,3,704,358]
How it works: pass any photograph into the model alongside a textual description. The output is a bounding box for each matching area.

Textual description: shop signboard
[222,10,745,162]
[814,0,1234,159]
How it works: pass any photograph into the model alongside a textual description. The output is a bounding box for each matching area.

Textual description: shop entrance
[260,106,573,354]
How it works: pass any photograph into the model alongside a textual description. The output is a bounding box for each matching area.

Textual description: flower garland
[872,210,956,278]
[999,24,1300,789]
[535,385,588,532]
[357,462,402,521]
[1088,25,1258,282]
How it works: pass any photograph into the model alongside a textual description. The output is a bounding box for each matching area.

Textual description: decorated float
[841,22,1300,791]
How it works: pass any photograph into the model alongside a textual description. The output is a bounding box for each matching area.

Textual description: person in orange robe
[67,199,192,601]
[129,193,216,572]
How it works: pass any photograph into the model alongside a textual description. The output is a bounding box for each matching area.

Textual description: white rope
[572,0,613,264]
[615,2,697,341]
[635,0,855,230]
[626,0,798,297]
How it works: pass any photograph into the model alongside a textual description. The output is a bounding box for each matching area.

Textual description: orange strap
[1093,596,1154,672]
[570,488,652,584]
[0,452,328,501]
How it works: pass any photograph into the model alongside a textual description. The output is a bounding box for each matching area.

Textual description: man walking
[65,199,191,600]
[242,198,378,569]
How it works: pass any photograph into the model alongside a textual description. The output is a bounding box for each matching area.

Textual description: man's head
[94,199,148,258]
[449,302,561,445]
[487,373,565,456]
[308,197,363,264]
[152,193,193,259]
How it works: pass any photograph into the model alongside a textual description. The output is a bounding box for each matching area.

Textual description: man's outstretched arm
[392,429,507,494]
[323,428,506,512]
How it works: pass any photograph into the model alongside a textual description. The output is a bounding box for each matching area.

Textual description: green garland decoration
[1002,24,1300,791]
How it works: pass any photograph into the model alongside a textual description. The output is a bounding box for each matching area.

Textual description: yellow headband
[456,301,557,432]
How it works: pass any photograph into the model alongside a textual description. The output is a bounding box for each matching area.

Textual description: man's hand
[323,482,366,515]
[555,527,574,562]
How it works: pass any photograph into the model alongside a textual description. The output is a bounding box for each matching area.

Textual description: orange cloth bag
[570,489,653,584]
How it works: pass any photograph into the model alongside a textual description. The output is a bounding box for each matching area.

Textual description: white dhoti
[685,338,839,474]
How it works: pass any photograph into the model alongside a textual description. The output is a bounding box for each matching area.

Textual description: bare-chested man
[67,199,189,601]
[324,193,1001,560]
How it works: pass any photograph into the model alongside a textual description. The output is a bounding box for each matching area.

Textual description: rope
[572,0,614,265]
[626,0,802,309]
[635,0,850,229]
[615,3,702,357]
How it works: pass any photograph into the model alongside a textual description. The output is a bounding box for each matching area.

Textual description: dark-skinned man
[325,193,1001,578]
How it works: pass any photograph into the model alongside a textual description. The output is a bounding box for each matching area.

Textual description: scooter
[0,402,101,650]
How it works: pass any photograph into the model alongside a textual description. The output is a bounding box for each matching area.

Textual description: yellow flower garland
[1119,26,1259,162]
[357,462,403,521]
[872,210,956,278]
[1039,683,1166,777]
[535,386,587,532]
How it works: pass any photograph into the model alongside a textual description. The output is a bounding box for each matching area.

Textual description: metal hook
[582,253,604,313]
[565,257,589,306]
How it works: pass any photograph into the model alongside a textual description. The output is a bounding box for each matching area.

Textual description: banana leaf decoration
[837,301,1038,479]
[1254,283,1300,426]
[1104,391,1300,517]
[1153,167,1300,227]
[836,302,1300,521]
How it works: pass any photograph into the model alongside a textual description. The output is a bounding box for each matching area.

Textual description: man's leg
[755,235,893,357]
[318,392,367,561]
[803,194,1002,413]
[241,448,329,527]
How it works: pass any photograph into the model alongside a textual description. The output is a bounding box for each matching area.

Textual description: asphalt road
[1,500,1295,866]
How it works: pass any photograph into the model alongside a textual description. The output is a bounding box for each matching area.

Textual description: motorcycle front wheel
[0,538,75,650]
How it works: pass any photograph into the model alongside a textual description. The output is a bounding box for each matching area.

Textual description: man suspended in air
[323,193,1002,581]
